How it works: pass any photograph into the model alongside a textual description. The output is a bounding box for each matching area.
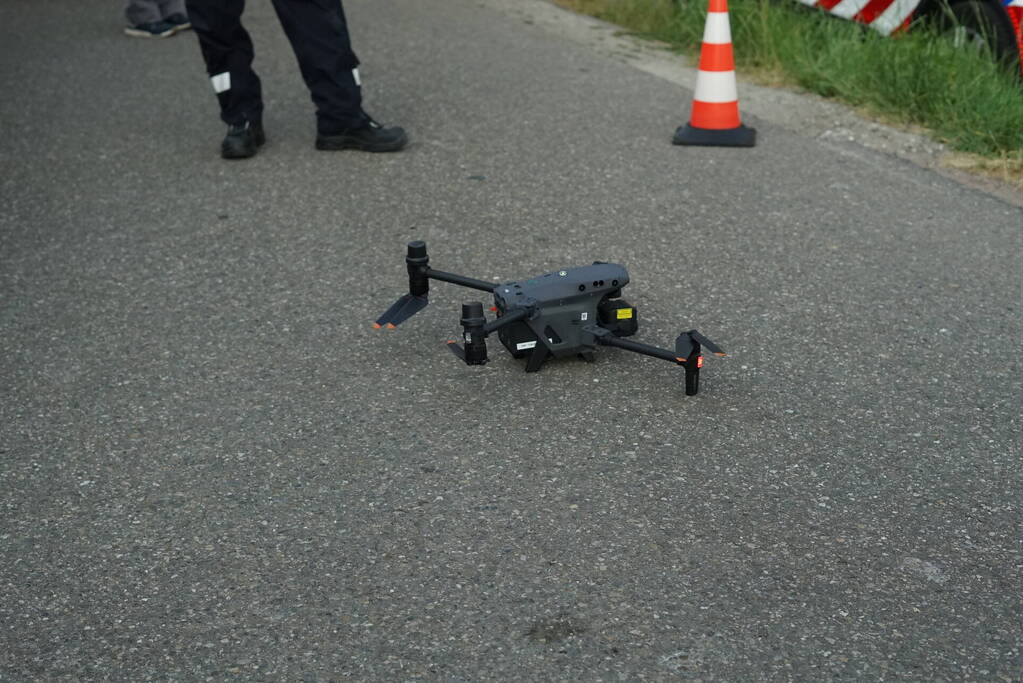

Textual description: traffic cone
[673,0,756,147]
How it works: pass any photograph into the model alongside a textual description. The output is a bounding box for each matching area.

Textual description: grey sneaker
[124,20,176,38]
[165,13,191,34]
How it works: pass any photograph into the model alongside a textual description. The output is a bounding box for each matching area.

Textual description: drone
[374,241,726,396]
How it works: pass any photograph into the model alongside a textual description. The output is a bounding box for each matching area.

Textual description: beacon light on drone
[374,241,726,396]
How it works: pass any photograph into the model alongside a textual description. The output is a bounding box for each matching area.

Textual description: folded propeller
[675,329,726,396]
[373,293,428,329]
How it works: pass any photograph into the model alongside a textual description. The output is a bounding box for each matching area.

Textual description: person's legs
[270,0,406,151]
[185,0,263,128]
[269,0,367,134]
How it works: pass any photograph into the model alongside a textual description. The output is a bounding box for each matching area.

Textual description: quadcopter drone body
[375,241,725,395]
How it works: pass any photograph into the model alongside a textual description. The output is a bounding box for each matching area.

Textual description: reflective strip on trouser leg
[211,72,231,93]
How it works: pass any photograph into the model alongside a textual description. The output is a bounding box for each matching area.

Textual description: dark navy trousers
[185,0,368,134]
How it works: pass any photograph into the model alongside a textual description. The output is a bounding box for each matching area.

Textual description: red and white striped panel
[799,0,1023,75]
[797,0,921,34]
[1008,0,1023,71]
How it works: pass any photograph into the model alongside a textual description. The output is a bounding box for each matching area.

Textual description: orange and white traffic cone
[673,0,756,147]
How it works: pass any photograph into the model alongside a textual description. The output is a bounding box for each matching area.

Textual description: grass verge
[556,0,1023,184]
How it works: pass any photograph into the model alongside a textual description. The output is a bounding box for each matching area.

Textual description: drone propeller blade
[374,294,428,328]
[446,340,466,360]
[689,330,726,356]
[675,333,697,360]
[676,330,726,358]
[446,337,488,365]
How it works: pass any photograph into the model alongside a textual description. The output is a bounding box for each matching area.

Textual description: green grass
[558,0,1023,168]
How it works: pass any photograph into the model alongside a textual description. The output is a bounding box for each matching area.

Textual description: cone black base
[673,123,756,147]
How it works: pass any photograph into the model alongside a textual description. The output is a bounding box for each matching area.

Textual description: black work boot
[221,121,266,160]
[315,118,408,153]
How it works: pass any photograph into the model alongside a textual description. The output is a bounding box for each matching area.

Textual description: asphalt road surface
[2,0,1021,680]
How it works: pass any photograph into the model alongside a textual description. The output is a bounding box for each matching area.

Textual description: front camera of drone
[596,298,638,337]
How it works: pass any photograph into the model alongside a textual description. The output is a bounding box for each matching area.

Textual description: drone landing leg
[683,350,700,396]
[524,344,550,373]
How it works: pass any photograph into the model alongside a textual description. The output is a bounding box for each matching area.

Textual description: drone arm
[482,307,529,335]
[590,326,717,396]
[424,267,496,293]
[407,238,495,293]
[591,329,684,364]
